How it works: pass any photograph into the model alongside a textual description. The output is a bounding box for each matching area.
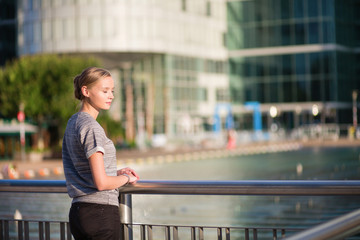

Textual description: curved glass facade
[229,51,336,103]
[228,0,360,127]
[227,0,360,49]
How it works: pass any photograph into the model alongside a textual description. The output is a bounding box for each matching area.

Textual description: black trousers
[69,202,120,240]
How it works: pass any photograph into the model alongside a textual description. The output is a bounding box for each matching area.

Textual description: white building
[17,0,229,143]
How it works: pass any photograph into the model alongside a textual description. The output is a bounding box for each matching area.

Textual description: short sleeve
[78,123,106,159]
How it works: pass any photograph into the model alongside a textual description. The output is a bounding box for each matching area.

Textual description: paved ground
[1,138,359,179]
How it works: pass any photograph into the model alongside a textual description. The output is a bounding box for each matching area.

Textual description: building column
[122,63,135,143]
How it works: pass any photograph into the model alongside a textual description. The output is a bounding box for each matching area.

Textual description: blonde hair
[73,67,111,100]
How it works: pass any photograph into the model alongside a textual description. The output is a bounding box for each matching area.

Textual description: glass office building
[227,0,360,130]
[0,0,17,65]
[126,55,227,138]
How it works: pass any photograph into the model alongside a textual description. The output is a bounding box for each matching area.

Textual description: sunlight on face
[87,76,115,111]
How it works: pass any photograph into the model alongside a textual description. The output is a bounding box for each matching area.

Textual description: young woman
[62,67,139,239]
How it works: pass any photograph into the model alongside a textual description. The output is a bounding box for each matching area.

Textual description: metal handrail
[2,179,360,195]
[2,179,360,239]
[0,180,67,193]
[286,208,360,240]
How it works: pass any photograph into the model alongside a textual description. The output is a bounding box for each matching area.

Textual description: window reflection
[227,0,356,105]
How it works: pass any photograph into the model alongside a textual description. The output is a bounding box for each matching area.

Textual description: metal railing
[2,179,360,240]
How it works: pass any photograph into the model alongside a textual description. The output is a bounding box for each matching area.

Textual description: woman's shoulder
[74,112,99,127]
[66,112,104,136]
[78,112,106,134]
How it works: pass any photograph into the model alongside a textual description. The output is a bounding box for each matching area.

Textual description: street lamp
[17,103,26,162]
[269,106,278,118]
[312,104,319,117]
[269,106,278,132]
[353,90,358,130]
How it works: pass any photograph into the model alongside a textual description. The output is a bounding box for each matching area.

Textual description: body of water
[130,146,360,229]
[1,146,360,238]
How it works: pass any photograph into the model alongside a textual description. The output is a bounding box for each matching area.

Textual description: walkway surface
[1,138,359,180]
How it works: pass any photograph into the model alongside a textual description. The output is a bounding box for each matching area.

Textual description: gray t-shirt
[62,112,119,206]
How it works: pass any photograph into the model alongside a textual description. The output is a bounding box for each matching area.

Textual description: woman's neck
[80,102,99,119]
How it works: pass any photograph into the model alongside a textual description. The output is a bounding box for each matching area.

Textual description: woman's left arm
[89,152,139,191]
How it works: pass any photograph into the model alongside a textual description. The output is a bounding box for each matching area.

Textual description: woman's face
[85,76,114,111]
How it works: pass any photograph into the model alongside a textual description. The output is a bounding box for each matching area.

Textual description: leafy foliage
[0,54,100,143]
[97,113,125,142]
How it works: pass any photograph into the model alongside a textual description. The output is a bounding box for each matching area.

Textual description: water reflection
[131,146,360,230]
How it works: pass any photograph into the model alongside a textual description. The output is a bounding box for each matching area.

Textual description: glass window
[322,52,333,75]
[308,22,319,44]
[323,78,331,101]
[283,81,293,102]
[282,55,293,75]
[269,82,279,102]
[256,57,265,77]
[245,26,256,48]
[307,0,319,18]
[281,24,292,45]
[255,23,264,47]
[268,56,279,76]
[272,25,282,46]
[321,0,334,17]
[261,26,269,47]
[245,84,253,101]
[296,79,307,101]
[216,89,229,102]
[257,82,266,103]
[310,52,321,75]
[269,0,281,21]
[228,2,241,23]
[322,21,334,43]
[229,60,237,75]
[33,21,41,43]
[280,0,290,19]
[356,53,360,76]
[295,54,306,75]
[28,0,33,10]
[236,61,244,76]
[243,1,254,23]
[293,0,304,19]
[230,85,243,103]
[295,23,305,45]
[311,79,321,101]
[244,58,252,77]
[24,22,33,44]
[268,26,277,47]
[198,88,207,101]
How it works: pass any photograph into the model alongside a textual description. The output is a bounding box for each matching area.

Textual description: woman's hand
[117,167,140,183]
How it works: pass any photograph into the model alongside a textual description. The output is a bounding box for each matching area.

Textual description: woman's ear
[81,86,89,97]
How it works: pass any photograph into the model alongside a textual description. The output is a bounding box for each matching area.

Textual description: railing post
[119,193,133,240]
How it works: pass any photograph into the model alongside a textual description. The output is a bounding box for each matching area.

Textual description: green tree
[0,54,100,149]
